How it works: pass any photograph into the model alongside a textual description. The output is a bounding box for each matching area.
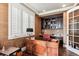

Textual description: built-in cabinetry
[41,16,63,29]
[8,4,35,39]
[67,6,79,55]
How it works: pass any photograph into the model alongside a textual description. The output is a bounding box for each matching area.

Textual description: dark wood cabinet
[41,15,63,29]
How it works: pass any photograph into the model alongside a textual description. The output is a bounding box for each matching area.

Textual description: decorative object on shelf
[41,15,63,29]
[1,40,6,51]
[26,28,33,36]
[2,46,5,51]
[26,28,35,40]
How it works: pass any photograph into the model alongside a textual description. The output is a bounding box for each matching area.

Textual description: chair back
[43,34,51,41]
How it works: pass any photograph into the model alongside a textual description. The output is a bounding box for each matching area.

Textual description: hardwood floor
[0,46,77,56]
[3,46,77,56]
[59,47,79,56]
[23,47,79,56]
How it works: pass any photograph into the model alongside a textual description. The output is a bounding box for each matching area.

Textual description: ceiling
[24,3,76,16]
[29,3,74,13]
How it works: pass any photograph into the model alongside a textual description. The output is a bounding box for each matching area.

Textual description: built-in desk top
[0,47,20,56]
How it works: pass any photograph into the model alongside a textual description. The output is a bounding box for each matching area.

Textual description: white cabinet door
[22,12,35,36]
[9,4,22,39]
[22,11,28,36]
[29,15,34,28]
[11,6,18,37]
[29,14,35,35]
[16,7,22,37]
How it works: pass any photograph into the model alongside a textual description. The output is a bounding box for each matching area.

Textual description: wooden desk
[0,47,20,56]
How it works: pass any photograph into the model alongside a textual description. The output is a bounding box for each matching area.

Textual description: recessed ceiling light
[62,4,66,8]
[42,10,46,12]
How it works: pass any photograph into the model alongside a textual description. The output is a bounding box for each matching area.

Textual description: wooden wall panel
[35,15,41,37]
[8,37,26,48]
[0,3,8,47]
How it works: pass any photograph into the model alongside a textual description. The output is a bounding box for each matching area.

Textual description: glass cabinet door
[69,36,73,41]
[69,36,74,47]
[74,19,79,36]
[69,41,74,47]
[74,9,79,17]
[69,24,73,29]
[69,12,73,18]
[74,23,79,29]
[74,30,79,36]
[69,18,73,24]
[74,16,79,23]
[69,12,73,24]
[68,12,74,48]
[69,30,73,35]
[73,9,79,50]
[74,43,79,50]
[74,37,79,43]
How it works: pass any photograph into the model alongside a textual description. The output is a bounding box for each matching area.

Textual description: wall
[0,3,33,48]
[0,3,8,47]
[8,37,26,48]
[35,15,41,37]
[42,29,63,37]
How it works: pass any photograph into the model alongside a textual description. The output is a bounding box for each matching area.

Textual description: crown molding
[22,3,78,16]
[39,6,73,16]
[39,3,78,16]
[23,3,39,15]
